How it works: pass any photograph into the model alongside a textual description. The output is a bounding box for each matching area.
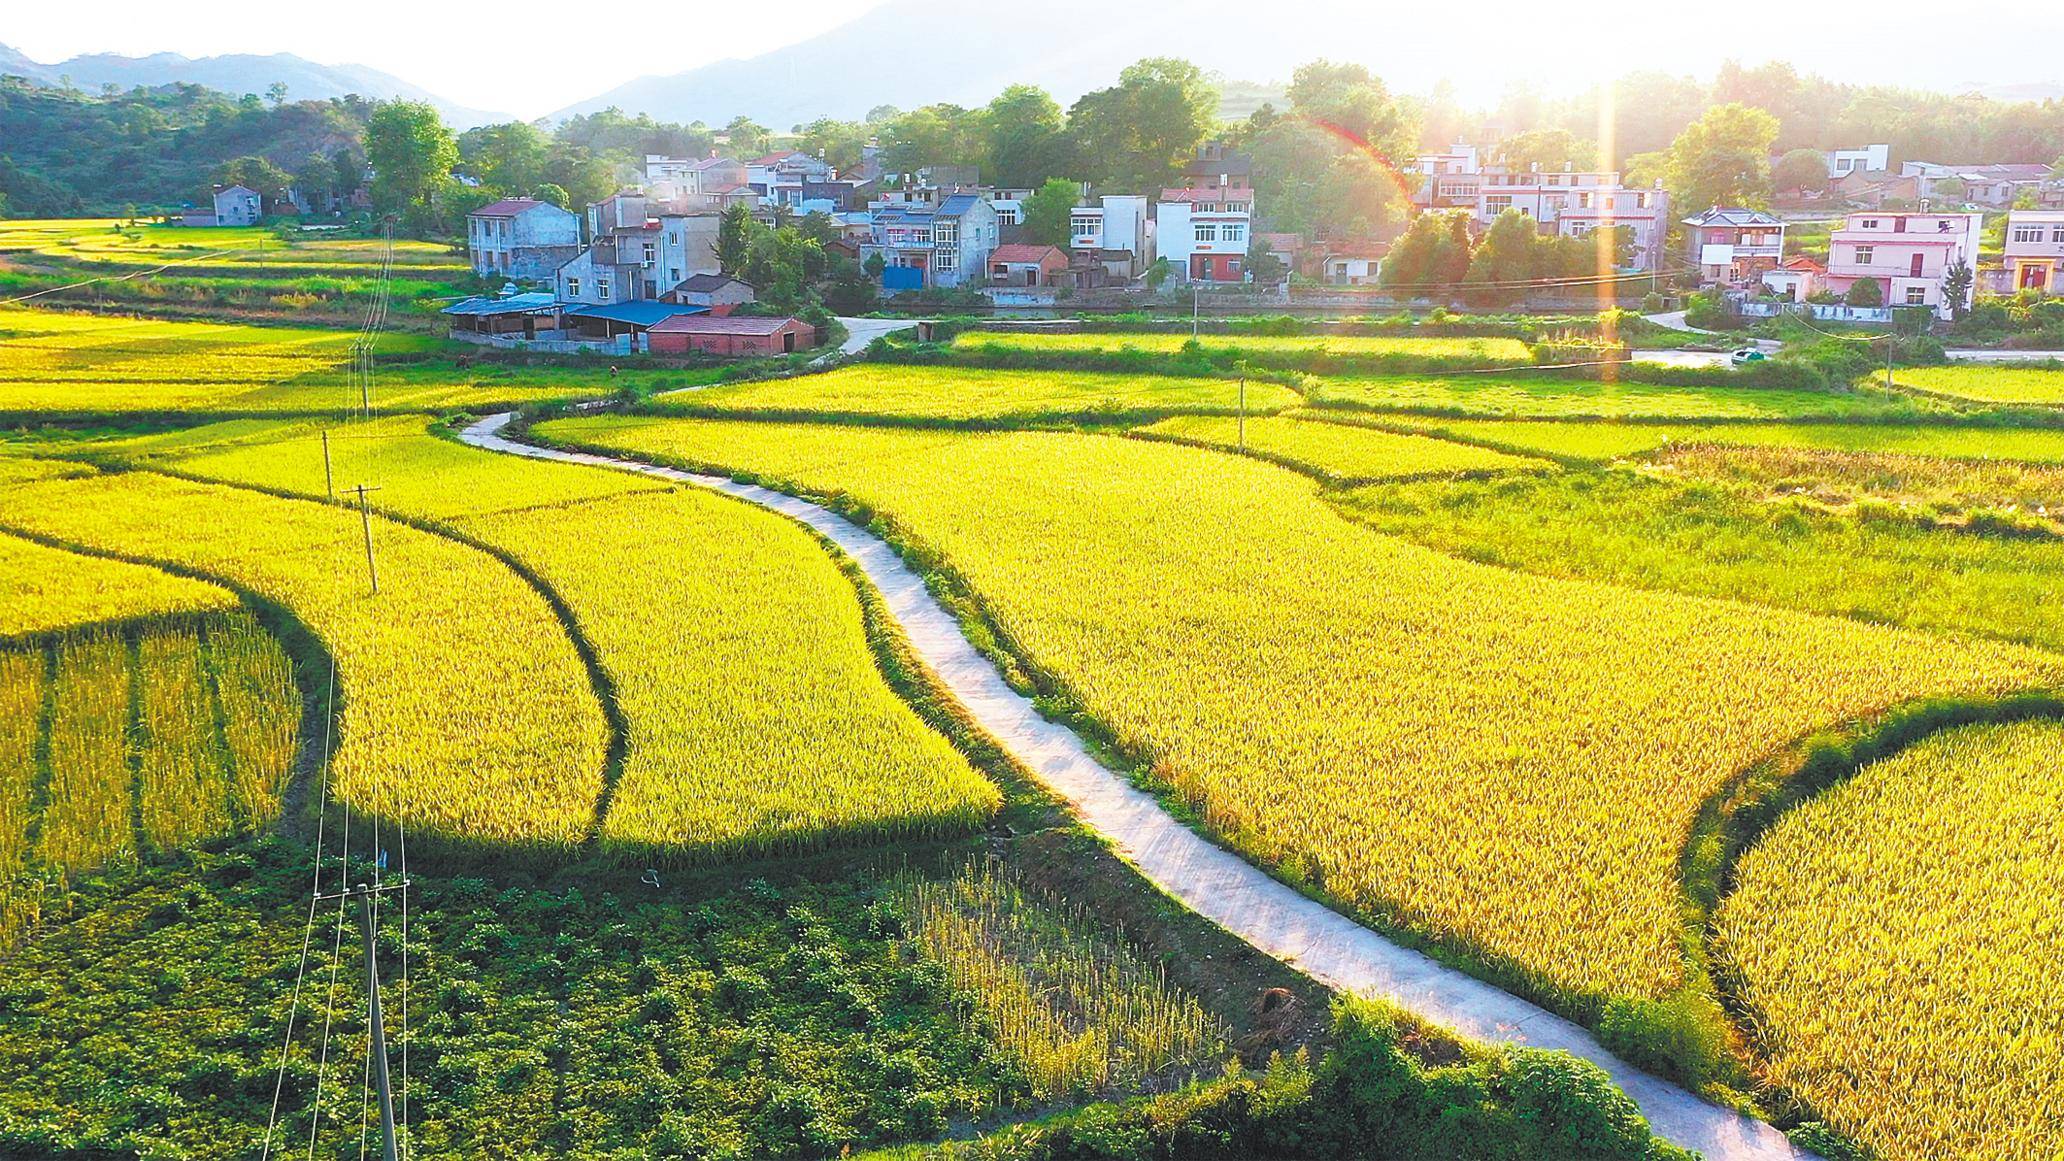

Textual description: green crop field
[1138,412,1550,481]
[1891,363,2064,405]
[1376,417,2064,464]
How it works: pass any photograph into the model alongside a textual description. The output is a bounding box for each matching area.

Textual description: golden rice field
[0,219,463,275]
[1376,417,2064,465]
[1716,721,2064,1161]
[1138,412,1549,482]
[538,415,2064,1002]
[1307,371,1925,421]
[1651,442,2064,530]
[0,309,608,417]
[951,329,1537,365]
[666,363,1301,423]
[902,860,1229,1101]
[116,414,998,856]
[0,612,298,950]
[1890,363,2064,405]
[0,468,609,847]
[0,530,237,638]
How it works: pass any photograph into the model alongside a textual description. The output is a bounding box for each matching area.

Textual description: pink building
[1823,211,1985,318]
[2004,210,2064,293]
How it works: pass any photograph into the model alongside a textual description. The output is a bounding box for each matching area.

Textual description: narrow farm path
[460,412,1813,1161]
[825,316,924,362]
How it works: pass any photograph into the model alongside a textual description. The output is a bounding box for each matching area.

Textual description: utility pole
[350,484,381,595]
[321,430,334,499]
[1238,368,1247,451]
[354,885,400,1161]
[1192,284,1199,340]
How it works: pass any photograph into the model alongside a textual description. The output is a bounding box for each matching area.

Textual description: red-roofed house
[988,244,1068,286]
[647,314,818,356]
[1760,255,1824,302]
[466,197,581,281]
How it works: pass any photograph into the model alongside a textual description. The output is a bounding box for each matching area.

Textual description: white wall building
[1826,144,1891,179]
[1154,187,1252,283]
[466,198,582,281]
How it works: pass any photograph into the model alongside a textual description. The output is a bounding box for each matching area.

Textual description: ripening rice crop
[1307,371,1916,421]
[0,307,592,417]
[0,650,44,947]
[952,330,1536,365]
[1651,442,2064,532]
[1138,413,1548,482]
[0,470,608,847]
[133,627,234,852]
[903,860,1229,1101]
[0,529,237,638]
[1890,363,2064,405]
[1716,721,2064,1160]
[36,634,136,875]
[205,613,301,825]
[543,416,2064,1001]
[666,363,1301,423]
[1378,417,2064,465]
[132,415,997,855]
[0,220,461,276]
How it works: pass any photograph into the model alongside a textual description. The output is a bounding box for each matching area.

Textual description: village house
[644,155,757,213]
[647,313,817,356]
[183,184,263,227]
[1406,143,1483,211]
[1901,162,2056,208]
[1183,143,1253,191]
[987,244,1068,287]
[1069,195,1150,269]
[871,193,999,290]
[1259,232,1312,279]
[1682,207,1787,285]
[1470,171,1668,270]
[465,198,581,281]
[1825,144,1891,180]
[1759,255,1825,302]
[1154,186,1253,283]
[1823,210,1985,318]
[666,273,757,313]
[655,213,723,292]
[2004,209,2064,294]
[748,152,835,210]
[1828,169,1923,209]
[1321,246,1386,286]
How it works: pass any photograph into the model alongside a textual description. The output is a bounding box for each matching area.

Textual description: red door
[1909,254,1925,278]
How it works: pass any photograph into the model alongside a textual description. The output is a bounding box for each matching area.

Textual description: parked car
[1731,347,1768,366]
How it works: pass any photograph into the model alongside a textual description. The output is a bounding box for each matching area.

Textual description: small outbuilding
[562,301,710,345]
[667,273,758,314]
[647,314,818,357]
[987,243,1069,287]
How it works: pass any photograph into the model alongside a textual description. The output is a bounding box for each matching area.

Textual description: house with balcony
[747,151,835,210]
[2004,209,2064,293]
[1406,144,1483,211]
[1469,172,1668,270]
[1069,194,1149,272]
[1823,211,1985,318]
[871,193,999,290]
[1682,207,1787,285]
[1154,187,1254,283]
[466,198,581,281]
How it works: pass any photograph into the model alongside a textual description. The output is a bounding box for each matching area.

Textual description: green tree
[1661,103,1779,211]
[743,225,827,310]
[797,210,838,247]
[795,117,869,171]
[531,182,570,209]
[1772,147,1829,195]
[1845,276,1884,306]
[292,153,335,209]
[1245,238,1288,284]
[265,82,287,108]
[1462,209,1540,305]
[1377,210,1458,293]
[1019,177,1079,247]
[365,100,458,216]
[982,85,1069,188]
[211,155,290,201]
[1066,58,1218,192]
[716,202,756,275]
[1493,128,1595,173]
[725,116,771,157]
[1932,176,1968,204]
[880,104,983,175]
[1438,211,1475,285]
[1943,257,1974,319]
[542,142,614,210]
[459,121,551,194]
[331,147,364,200]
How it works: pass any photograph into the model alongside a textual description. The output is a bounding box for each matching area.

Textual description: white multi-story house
[643,155,755,212]
[747,152,835,210]
[465,198,581,281]
[1407,144,1483,210]
[1154,186,1253,283]
[1462,171,1668,271]
[1069,196,1149,259]
[655,214,723,294]
[183,184,264,227]
[1824,210,1985,317]
[2004,209,2064,294]
[1826,145,1891,179]
[871,193,1000,289]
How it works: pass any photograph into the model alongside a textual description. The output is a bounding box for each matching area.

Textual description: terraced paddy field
[0,309,634,417]
[1374,416,2064,464]
[0,219,464,278]
[537,414,2063,1009]
[662,363,1303,423]
[1717,720,2064,1161]
[1306,370,1936,420]
[1138,412,1550,481]
[1892,363,2064,405]
[950,330,1538,367]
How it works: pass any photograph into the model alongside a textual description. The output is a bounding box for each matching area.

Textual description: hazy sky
[7,0,2061,120]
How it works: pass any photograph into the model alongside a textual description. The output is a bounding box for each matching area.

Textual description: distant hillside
[0,43,505,128]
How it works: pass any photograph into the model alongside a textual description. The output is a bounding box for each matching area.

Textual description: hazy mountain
[0,43,507,127]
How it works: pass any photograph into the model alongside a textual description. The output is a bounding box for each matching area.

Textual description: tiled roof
[1680,207,1783,228]
[649,314,806,335]
[472,197,550,218]
[440,293,560,316]
[989,244,1065,265]
[1159,187,1253,203]
[936,193,985,216]
[674,273,752,293]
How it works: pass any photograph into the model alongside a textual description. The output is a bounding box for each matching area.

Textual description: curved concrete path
[461,412,1811,1161]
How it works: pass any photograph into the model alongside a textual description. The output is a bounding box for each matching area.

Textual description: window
[597,276,611,299]
[1222,223,1245,243]
[2021,224,2057,242]
[642,242,656,265]
[1071,216,1099,237]
[1485,195,1512,214]
[1905,286,1928,305]
[1635,192,1649,208]
[994,207,1019,225]
[566,277,581,297]
[1577,192,1592,208]
[669,267,681,282]
[1860,219,1880,230]
[1853,245,1875,265]
[1195,224,1218,242]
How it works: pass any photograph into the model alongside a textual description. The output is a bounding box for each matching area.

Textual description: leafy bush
[1844,278,1883,307]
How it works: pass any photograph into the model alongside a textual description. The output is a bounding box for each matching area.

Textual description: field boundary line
[460,411,1812,1161]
